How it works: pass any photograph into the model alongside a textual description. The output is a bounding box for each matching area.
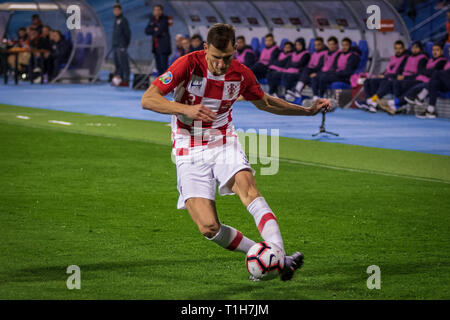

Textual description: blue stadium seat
[308,38,315,53]
[71,32,85,68]
[280,38,289,49]
[64,30,71,42]
[426,41,433,57]
[444,43,450,60]
[260,36,265,49]
[330,82,351,90]
[259,78,268,85]
[251,37,260,53]
[356,40,369,73]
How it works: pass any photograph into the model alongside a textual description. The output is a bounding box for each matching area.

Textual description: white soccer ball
[246,241,285,280]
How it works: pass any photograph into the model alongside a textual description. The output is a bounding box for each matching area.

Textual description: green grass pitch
[0,104,449,299]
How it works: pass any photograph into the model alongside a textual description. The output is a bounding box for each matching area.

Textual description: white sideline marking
[86,123,116,127]
[255,155,450,185]
[48,120,72,126]
[16,115,30,120]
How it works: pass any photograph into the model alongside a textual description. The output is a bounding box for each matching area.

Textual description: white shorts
[175,137,254,209]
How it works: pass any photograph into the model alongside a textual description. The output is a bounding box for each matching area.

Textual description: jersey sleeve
[152,54,192,95]
[240,65,265,101]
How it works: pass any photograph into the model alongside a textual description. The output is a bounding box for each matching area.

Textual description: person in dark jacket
[112,3,131,86]
[266,41,294,96]
[48,29,72,81]
[145,4,172,75]
[316,37,361,98]
[378,42,447,115]
[292,37,328,97]
[235,36,256,67]
[250,33,281,80]
[282,37,310,101]
[356,40,409,112]
[190,34,204,52]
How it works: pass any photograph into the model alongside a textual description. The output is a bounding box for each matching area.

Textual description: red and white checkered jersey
[152,50,264,155]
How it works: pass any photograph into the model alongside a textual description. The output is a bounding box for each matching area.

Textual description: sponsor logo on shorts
[159,71,173,85]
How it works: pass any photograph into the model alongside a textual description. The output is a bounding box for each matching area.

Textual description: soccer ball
[246,241,285,280]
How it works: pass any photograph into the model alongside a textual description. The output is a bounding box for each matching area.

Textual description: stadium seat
[308,38,315,53]
[444,43,450,59]
[439,91,450,99]
[356,40,369,73]
[64,30,72,42]
[260,36,265,49]
[330,82,351,90]
[251,37,260,53]
[426,41,433,57]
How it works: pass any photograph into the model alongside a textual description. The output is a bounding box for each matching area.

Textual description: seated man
[357,40,409,112]
[379,42,445,114]
[27,27,50,83]
[48,29,72,81]
[292,37,328,97]
[190,34,204,52]
[310,36,341,100]
[416,61,450,118]
[282,38,311,101]
[376,41,427,113]
[250,33,281,80]
[235,35,257,68]
[266,41,294,96]
[315,37,361,99]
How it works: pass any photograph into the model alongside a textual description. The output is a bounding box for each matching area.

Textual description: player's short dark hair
[113,3,122,9]
[153,4,163,10]
[314,37,324,43]
[342,37,352,45]
[32,14,40,20]
[327,36,338,44]
[237,35,245,42]
[265,33,274,39]
[394,40,405,48]
[207,23,235,50]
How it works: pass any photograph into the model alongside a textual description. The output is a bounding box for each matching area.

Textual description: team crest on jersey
[159,71,172,85]
[224,82,240,100]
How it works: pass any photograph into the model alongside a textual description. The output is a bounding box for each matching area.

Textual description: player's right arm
[141,86,216,122]
[141,55,216,122]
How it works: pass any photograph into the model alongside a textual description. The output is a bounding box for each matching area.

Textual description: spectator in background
[266,41,294,96]
[377,41,428,114]
[40,25,52,78]
[315,37,360,100]
[31,14,43,33]
[379,42,447,115]
[235,35,256,68]
[250,33,281,80]
[190,34,204,52]
[356,40,409,113]
[48,29,72,81]
[181,37,191,54]
[145,4,172,75]
[292,37,327,97]
[112,3,131,87]
[283,37,310,101]
[28,27,50,82]
[7,27,30,73]
[169,34,186,65]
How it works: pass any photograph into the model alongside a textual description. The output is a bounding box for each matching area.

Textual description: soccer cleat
[280,252,304,281]
[378,99,395,115]
[416,110,436,119]
[368,105,377,113]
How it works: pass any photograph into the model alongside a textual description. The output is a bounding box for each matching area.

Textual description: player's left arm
[250,93,331,116]
[240,64,330,116]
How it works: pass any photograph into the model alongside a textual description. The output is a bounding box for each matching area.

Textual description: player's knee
[240,186,261,205]
[199,222,220,238]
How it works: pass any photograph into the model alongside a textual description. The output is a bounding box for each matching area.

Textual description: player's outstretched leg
[229,170,304,281]
[185,197,256,254]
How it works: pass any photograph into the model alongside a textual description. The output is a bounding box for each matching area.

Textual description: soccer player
[141,24,330,281]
